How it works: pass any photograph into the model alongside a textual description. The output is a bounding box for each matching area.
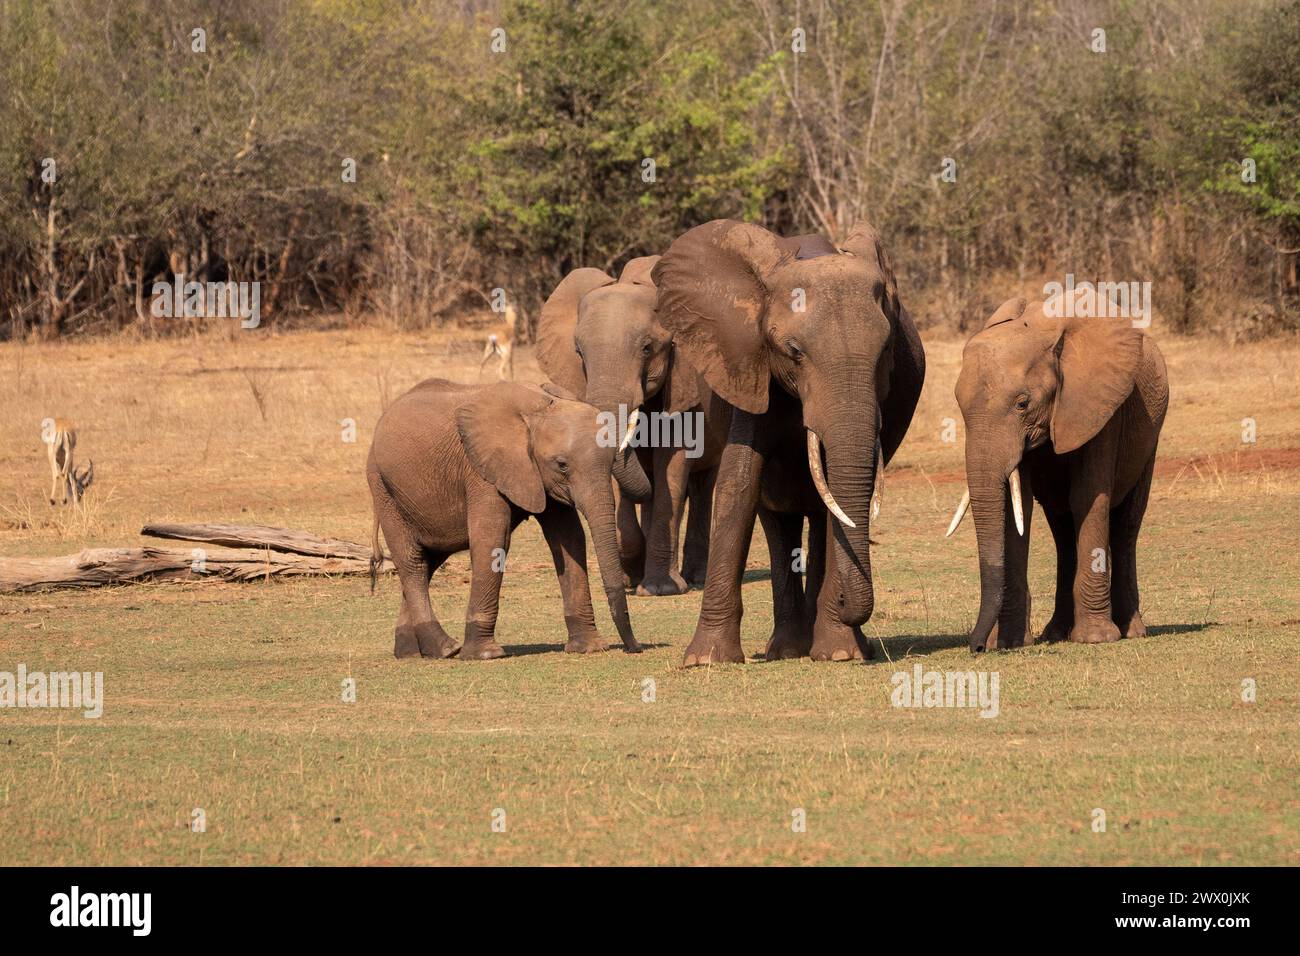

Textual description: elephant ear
[619,255,660,287]
[879,304,926,465]
[782,233,837,260]
[456,383,549,513]
[983,296,1028,330]
[541,382,579,402]
[652,220,788,414]
[536,268,614,397]
[1051,318,1144,454]
[838,220,899,321]
[839,220,924,464]
[662,348,703,414]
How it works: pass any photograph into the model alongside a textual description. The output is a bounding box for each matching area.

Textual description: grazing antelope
[45,418,93,505]
[478,303,519,381]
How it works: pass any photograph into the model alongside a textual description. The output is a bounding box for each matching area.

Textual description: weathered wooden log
[140,522,372,560]
[0,545,387,593]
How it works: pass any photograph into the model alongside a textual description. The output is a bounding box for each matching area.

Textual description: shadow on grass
[503,642,672,657]
[1147,622,1218,637]
[870,621,1219,660]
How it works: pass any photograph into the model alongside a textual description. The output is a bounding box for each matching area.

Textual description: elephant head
[456,382,648,651]
[949,297,1144,651]
[651,219,925,627]
[536,257,698,482]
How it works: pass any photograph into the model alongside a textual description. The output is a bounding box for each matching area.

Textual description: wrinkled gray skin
[952,297,1169,651]
[653,219,926,666]
[367,379,650,660]
[536,256,727,595]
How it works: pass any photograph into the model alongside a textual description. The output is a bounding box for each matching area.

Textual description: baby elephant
[948,297,1168,651]
[367,379,651,660]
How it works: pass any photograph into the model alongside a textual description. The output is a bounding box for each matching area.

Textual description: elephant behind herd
[367,218,1167,664]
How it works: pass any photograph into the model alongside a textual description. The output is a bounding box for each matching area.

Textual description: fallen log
[0,545,388,593]
[140,522,371,560]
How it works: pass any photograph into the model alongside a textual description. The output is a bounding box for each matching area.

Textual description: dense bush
[0,0,1296,339]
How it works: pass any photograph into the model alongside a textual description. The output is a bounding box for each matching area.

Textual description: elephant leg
[760,508,811,660]
[537,505,606,653]
[615,484,646,588]
[680,466,715,587]
[1110,455,1154,639]
[682,410,766,667]
[1069,481,1120,644]
[372,478,457,659]
[638,444,690,595]
[811,509,871,661]
[1040,507,1077,643]
[463,499,513,660]
[990,471,1033,649]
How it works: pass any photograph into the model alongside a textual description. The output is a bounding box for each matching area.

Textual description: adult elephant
[536,256,728,595]
[946,297,1168,651]
[652,219,926,665]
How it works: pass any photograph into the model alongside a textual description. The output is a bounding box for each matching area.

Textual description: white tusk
[945,488,970,537]
[806,430,856,528]
[1009,467,1025,537]
[870,443,885,520]
[618,408,640,452]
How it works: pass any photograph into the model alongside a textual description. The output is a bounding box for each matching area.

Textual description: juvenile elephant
[536,256,728,595]
[652,219,926,665]
[946,297,1169,651]
[367,379,650,660]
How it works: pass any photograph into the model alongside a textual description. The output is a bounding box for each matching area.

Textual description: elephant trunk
[818,418,878,627]
[576,480,642,653]
[967,456,1010,653]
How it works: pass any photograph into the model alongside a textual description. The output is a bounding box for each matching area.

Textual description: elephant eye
[788,342,804,363]
[554,457,568,473]
[1015,395,1031,411]
[642,341,653,355]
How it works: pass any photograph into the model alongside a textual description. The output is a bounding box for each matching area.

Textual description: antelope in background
[478,302,519,381]
[44,418,93,505]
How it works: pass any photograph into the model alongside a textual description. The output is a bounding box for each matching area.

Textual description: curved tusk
[945,488,970,537]
[807,430,856,528]
[870,442,885,520]
[1009,467,1025,537]
[618,408,640,452]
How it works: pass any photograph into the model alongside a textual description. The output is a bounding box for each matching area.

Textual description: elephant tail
[369,511,384,594]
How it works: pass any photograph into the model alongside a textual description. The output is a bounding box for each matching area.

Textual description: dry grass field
[1,319,1297,865]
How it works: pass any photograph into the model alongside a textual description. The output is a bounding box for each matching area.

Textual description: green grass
[2,476,1296,865]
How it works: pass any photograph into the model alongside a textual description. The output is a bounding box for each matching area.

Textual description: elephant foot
[681,558,708,589]
[1069,617,1121,645]
[418,624,460,659]
[1039,616,1072,644]
[764,617,812,660]
[987,606,1031,650]
[1115,609,1146,640]
[394,625,422,659]
[637,567,689,596]
[460,638,506,660]
[564,631,608,654]
[810,614,870,662]
[620,554,645,592]
[682,623,745,667]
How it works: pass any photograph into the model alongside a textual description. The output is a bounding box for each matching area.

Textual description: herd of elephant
[367,218,1170,665]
